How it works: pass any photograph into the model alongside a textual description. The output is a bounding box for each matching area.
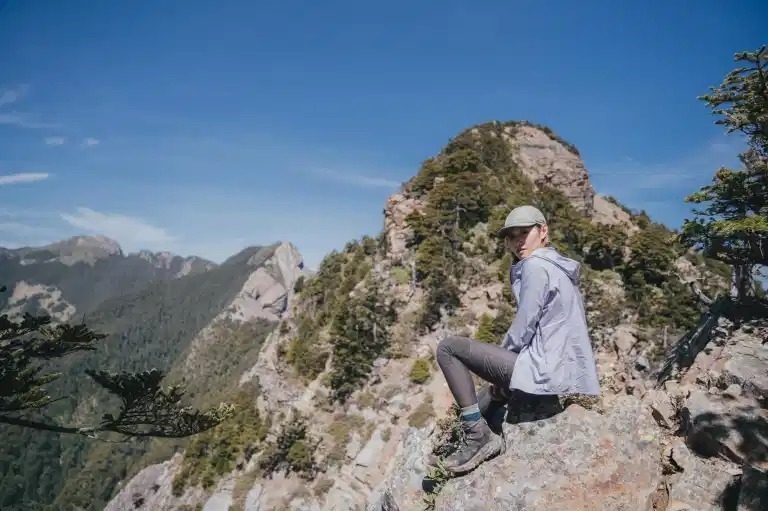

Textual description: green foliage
[0,305,232,439]
[327,278,396,402]
[258,415,319,480]
[624,227,676,287]
[172,390,266,495]
[283,317,329,382]
[285,242,377,384]
[391,266,410,285]
[491,303,515,339]
[474,313,497,344]
[681,46,768,300]
[0,245,280,511]
[409,358,431,384]
[583,224,627,271]
[293,276,305,293]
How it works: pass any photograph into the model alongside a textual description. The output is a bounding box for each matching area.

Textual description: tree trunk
[731,264,752,301]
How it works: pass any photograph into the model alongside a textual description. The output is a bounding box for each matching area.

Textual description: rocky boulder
[371,395,665,511]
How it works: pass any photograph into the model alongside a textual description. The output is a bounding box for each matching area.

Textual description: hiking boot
[441,418,503,474]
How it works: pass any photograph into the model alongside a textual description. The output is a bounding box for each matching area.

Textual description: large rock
[434,396,663,511]
[367,427,432,511]
[666,438,739,510]
[682,389,768,465]
[371,396,663,511]
[202,477,235,511]
[738,463,768,511]
[721,324,768,400]
[383,193,425,260]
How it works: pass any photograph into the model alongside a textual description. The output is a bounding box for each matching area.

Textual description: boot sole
[446,434,504,475]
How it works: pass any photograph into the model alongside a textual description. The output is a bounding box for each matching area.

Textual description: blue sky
[0,1,764,269]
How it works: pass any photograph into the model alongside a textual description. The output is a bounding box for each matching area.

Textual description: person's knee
[437,335,469,361]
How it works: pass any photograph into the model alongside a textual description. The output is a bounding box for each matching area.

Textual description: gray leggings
[436,335,519,408]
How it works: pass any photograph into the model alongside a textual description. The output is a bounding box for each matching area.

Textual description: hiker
[431,205,601,474]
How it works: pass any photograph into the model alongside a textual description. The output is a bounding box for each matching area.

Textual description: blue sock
[460,403,481,422]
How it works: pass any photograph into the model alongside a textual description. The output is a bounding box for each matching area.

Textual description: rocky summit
[3,121,766,511]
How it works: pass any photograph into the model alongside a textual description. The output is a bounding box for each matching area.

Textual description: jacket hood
[527,247,581,284]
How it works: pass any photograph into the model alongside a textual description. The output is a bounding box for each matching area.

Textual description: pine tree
[681,46,768,300]
[475,313,498,344]
[0,295,234,439]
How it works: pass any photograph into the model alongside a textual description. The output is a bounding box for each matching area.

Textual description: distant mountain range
[0,236,307,510]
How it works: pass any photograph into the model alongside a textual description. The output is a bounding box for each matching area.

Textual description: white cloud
[59,207,175,250]
[0,113,59,129]
[0,85,28,107]
[309,167,400,188]
[81,137,100,147]
[0,173,50,185]
[44,136,66,146]
[0,86,59,129]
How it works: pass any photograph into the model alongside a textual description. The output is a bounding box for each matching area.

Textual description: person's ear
[540,224,549,243]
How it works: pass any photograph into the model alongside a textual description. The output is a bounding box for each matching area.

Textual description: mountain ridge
[103,119,738,511]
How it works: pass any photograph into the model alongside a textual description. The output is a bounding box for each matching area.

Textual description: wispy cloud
[44,136,66,146]
[590,136,746,196]
[59,207,175,249]
[81,137,100,147]
[0,173,50,185]
[0,85,28,107]
[0,85,59,129]
[0,113,60,129]
[309,167,400,188]
[588,136,748,226]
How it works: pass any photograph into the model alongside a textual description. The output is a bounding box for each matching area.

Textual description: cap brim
[498,222,537,237]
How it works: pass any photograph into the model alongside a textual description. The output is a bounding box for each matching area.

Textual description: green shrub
[172,391,266,495]
[408,395,435,428]
[327,278,397,402]
[391,266,410,285]
[258,415,319,480]
[409,358,431,384]
[475,313,497,344]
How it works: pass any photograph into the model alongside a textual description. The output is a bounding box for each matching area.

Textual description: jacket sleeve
[502,261,550,352]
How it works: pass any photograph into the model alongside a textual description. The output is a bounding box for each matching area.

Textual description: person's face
[504,224,548,259]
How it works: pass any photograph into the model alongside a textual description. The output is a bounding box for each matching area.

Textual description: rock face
[137,249,216,277]
[666,438,739,511]
[5,280,76,322]
[184,242,307,373]
[383,193,425,261]
[592,194,637,230]
[226,241,306,322]
[9,235,123,266]
[504,124,595,216]
[436,396,663,511]
[371,396,663,511]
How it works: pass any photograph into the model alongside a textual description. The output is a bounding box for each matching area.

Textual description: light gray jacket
[502,247,601,395]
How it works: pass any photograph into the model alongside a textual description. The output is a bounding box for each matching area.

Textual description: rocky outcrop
[4,280,76,322]
[371,396,663,511]
[137,249,216,277]
[383,193,425,261]
[367,317,768,511]
[183,242,307,373]
[592,194,637,230]
[226,241,307,323]
[503,124,595,216]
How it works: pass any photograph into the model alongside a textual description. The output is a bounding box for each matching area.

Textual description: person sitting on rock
[432,204,601,474]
